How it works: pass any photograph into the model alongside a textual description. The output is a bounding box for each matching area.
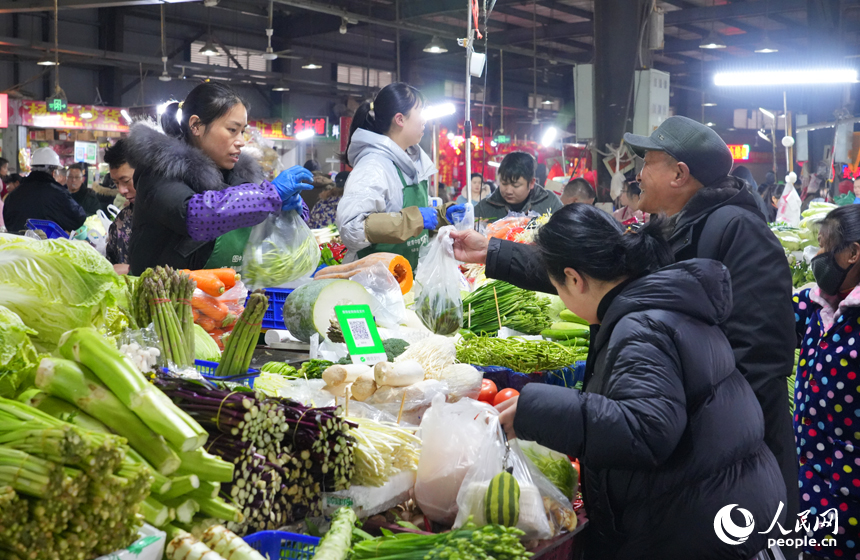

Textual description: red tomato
[493,388,519,406]
[479,379,498,403]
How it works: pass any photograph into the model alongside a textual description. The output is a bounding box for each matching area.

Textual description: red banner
[13,101,128,132]
[0,94,8,129]
[248,119,288,140]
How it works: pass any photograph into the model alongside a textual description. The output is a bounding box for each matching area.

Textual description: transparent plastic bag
[413,226,463,335]
[414,395,498,524]
[192,280,248,351]
[242,209,320,290]
[352,263,407,329]
[365,379,448,425]
[453,419,554,540]
[119,326,162,373]
[484,211,540,241]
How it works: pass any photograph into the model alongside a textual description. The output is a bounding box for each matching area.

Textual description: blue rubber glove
[419,207,438,230]
[446,204,467,225]
[272,166,314,211]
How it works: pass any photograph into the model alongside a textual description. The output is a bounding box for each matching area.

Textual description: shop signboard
[293,117,328,137]
[13,101,129,132]
[74,141,98,165]
[0,94,8,128]
[727,144,751,161]
[248,119,288,140]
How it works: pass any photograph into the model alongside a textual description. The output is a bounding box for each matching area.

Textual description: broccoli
[382,338,410,361]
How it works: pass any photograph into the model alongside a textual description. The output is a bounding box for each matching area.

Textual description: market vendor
[126,82,312,275]
[67,163,101,216]
[336,82,465,269]
[103,139,135,274]
[497,204,785,559]
[472,152,563,221]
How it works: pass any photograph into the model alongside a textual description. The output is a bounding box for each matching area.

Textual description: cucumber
[541,324,590,340]
[556,337,589,348]
[559,310,589,325]
[282,279,373,343]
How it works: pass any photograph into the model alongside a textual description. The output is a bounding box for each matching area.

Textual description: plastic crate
[194,359,259,387]
[247,288,293,330]
[243,530,319,560]
[26,219,68,239]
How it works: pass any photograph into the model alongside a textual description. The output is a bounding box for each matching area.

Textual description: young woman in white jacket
[336,82,464,268]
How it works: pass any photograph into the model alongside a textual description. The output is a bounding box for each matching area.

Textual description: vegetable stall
[0,211,588,560]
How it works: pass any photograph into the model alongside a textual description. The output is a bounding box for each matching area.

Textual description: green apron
[357,167,429,270]
[204,226,252,269]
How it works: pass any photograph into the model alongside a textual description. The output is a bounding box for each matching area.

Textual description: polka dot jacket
[793,286,860,558]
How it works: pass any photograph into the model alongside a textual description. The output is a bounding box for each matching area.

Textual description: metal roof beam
[0,0,196,13]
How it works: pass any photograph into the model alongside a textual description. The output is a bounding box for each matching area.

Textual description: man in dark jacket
[2,148,87,233]
[474,152,563,220]
[452,116,799,533]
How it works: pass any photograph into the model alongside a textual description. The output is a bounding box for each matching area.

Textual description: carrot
[188,271,225,297]
[192,294,229,322]
[222,314,238,329]
[197,315,218,332]
[207,268,240,290]
[193,309,201,321]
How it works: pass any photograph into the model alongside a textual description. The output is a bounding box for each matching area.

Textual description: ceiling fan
[261,0,302,60]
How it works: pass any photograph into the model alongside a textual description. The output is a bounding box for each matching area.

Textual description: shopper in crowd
[66,163,101,216]
[762,181,782,222]
[126,82,312,274]
[853,177,860,204]
[560,177,596,206]
[2,174,21,198]
[731,164,770,220]
[473,152,563,220]
[300,167,335,211]
[451,115,799,533]
[792,205,860,560]
[308,171,347,229]
[455,172,485,205]
[92,173,120,214]
[612,181,647,225]
[2,147,86,233]
[801,172,827,213]
[53,166,67,186]
[303,159,321,173]
[0,157,8,198]
[535,162,548,187]
[494,204,784,559]
[103,139,136,274]
[336,82,464,269]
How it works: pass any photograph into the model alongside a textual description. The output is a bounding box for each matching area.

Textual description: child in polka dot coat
[793,205,860,560]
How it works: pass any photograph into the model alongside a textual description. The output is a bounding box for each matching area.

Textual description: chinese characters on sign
[727,144,751,161]
[248,120,288,140]
[293,117,328,137]
[74,141,98,165]
[13,101,129,132]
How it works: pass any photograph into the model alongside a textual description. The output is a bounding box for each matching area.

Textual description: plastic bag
[242,209,320,290]
[776,183,802,227]
[484,212,539,241]
[413,226,463,335]
[118,326,162,373]
[192,280,248,351]
[352,263,407,329]
[414,395,498,524]
[365,379,448,425]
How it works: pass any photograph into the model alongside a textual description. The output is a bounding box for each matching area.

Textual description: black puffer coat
[515,260,786,560]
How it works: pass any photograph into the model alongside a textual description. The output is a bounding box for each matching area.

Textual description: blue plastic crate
[194,359,259,387]
[245,288,293,330]
[243,530,319,560]
[26,219,68,239]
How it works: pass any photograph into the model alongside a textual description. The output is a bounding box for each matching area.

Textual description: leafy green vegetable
[299,359,333,379]
[0,234,123,348]
[520,440,578,500]
[382,338,410,361]
[0,306,40,398]
[193,324,222,362]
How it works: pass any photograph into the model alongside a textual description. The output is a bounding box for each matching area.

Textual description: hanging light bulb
[302,58,322,69]
[37,54,58,66]
[423,36,447,54]
[699,30,726,49]
[339,18,348,34]
[755,34,779,54]
[199,38,220,57]
[159,57,171,82]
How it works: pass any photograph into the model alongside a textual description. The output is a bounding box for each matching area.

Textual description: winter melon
[485,471,520,527]
[282,279,373,343]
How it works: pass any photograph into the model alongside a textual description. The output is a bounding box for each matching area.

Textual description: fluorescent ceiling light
[541,126,558,146]
[422,102,456,120]
[488,161,500,168]
[699,30,726,49]
[296,129,315,140]
[702,102,717,107]
[759,107,775,120]
[120,109,132,124]
[272,85,289,92]
[542,98,553,105]
[423,36,447,54]
[715,69,858,86]
[758,130,772,143]
[80,112,93,119]
[706,122,716,127]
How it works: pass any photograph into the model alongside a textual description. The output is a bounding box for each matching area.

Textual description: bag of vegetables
[242,209,321,290]
[413,226,464,335]
[189,272,248,351]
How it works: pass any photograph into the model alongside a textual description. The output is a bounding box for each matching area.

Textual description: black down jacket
[515,259,786,560]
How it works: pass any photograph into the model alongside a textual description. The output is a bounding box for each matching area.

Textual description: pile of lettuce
[0,305,40,398]
[0,234,124,349]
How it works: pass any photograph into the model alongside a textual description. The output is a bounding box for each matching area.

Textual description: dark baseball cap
[623,116,733,187]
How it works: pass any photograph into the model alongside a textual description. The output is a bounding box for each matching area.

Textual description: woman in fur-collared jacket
[125,82,312,275]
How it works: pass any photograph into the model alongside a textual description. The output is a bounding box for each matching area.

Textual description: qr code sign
[347,318,374,347]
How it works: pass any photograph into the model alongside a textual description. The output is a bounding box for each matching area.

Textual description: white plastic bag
[414,395,498,524]
[453,420,554,540]
[352,263,406,329]
[242,210,321,290]
[413,226,463,335]
[776,183,802,227]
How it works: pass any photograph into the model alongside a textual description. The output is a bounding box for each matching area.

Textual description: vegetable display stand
[247,287,293,330]
[25,218,69,239]
[243,530,320,560]
[194,359,260,387]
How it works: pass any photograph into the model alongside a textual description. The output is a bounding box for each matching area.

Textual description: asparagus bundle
[0,398,151,560]
[215,292,267,377]
[156,375,355,534]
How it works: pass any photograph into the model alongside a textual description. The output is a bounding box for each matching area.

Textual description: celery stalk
[162,496,200,524]
[141,496,170,527]
[35,357,180,475]
[195,496,244,524]
[174,448,234,482]
[154,474,200,499]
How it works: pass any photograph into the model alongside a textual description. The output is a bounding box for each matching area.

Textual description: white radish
[322,364,371,387]
[374,360,425,387]
[324,383,350,398]
[351,371,378,401]
[166,532,227,560]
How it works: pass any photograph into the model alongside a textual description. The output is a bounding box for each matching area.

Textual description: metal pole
[784,90,793,174]
[499,49,504,134]
[395,0,401,82]
[465,0,472,205]
[433,121,439,197]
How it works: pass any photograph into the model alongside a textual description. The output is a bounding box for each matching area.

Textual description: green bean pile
[463,280,551,335]
[456,334,587,373]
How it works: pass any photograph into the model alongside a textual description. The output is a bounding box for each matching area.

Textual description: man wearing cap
[450,116,798,533]
[2,147,87,233]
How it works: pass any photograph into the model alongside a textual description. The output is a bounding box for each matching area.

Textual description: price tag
[334,305,387,365]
